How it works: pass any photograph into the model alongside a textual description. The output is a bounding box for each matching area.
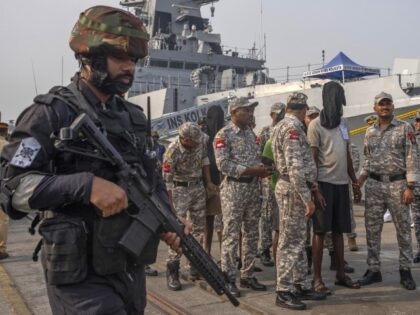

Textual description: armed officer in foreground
[0,6,184,314]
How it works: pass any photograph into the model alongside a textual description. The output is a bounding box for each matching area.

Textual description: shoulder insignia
[255,136,260,146]
[408,131,417,145]
[163,162,171,173]
[215,137,226,149]
[10,137,41,168]
[289,129,300,141]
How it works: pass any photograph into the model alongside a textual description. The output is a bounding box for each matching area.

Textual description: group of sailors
[152,84,420,311]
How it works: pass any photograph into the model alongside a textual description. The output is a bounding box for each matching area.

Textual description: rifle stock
[56,113,239,307]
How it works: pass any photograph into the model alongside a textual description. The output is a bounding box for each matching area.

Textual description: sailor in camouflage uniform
[258,102,285,267]
[214,97,270,297]
[271,92,325,310]
[358,92,419,290]
[163,122,217,291]
[411,112,420,263]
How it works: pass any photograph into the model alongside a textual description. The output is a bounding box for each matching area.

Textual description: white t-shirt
[307,117,349,185]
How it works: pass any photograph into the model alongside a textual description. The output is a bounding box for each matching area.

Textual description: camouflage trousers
[220,178,260,280]
[167,183,206,263]
[214,214,223,233]
[259,177,274,252]
[411,186,420,252]
[365,179,413,271]
[275,180,309,292]
[323,184,357,250]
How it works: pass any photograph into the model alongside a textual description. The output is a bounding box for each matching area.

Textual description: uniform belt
[368,173,406,182]
[278,175,313,189]
[226,176,254,183]
[173,180,202,187]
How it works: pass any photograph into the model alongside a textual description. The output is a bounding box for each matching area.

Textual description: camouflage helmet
[178,122,202,142]
[69,6,149,59]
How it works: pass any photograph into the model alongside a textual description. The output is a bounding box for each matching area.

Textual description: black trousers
[45,266,146,315]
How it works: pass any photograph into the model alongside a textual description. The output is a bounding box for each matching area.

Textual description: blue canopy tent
[302,52,380,83]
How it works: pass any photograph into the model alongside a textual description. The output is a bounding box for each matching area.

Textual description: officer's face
[180,137,198,150]
[415,119,420,131]
[232,107,254,126]
[374,99,394,118]
[106,54,136,85]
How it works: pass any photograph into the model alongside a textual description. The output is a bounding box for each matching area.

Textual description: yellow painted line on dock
[350,109,419,136]
[0,263,33,315]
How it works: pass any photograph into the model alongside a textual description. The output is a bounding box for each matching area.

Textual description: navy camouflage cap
[306,106,320,116]
[374,92,393,104]
[178,122,202,141]
[287,92,308,109]
[270,102,286,114]
[69,6,149,59]
[229,97,258,113]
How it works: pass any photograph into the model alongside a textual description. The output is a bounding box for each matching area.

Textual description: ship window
[208,42,222,55]
[235,68,245,74]
[149,59,168,68]
[170,61,184,69]
[153,11,172,35]
[185,16,205,31]
[185,62,199,70]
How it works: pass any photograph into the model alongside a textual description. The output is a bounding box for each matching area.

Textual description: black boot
[260,248,275,267]
[166,261,182,291]
[358,269,382,286]
[224,273,241,297]
[240,277,267,291]
[329,251,354,273]
[189,265,201,280]
[305,247,312,275]
[294,284,326,301]
[275,291,306,310]
[400,268,416,290]
[413,251,420,263]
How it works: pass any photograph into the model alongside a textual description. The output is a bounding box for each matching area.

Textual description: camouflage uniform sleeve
[360,129,371,177]
[405,124,420,182]
[162,143,177,190]
[350,143,360,173]
[258,127,269,154]
[214,130,246,178]
[284,128,312,203]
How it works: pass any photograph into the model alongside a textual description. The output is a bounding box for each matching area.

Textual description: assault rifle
[55,113,239,307]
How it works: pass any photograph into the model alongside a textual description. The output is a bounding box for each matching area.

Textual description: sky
[1,0,420,121]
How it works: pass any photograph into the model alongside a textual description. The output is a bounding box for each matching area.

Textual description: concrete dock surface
[1,205,419,315]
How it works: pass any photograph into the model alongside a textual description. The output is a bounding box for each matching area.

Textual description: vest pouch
[92,214,131,275]
[39,216,88,285]
[135,235,160,265]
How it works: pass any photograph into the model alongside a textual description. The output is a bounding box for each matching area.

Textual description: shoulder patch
[10,137,41,168]
[163,162,171,173]
[408,131,417,145]
[289,129,300,141]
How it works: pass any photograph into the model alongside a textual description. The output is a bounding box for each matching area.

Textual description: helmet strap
[80,55,132,96]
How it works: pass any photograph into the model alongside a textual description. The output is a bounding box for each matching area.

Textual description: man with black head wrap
[307,81,361,294]
[203,105,225,256]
